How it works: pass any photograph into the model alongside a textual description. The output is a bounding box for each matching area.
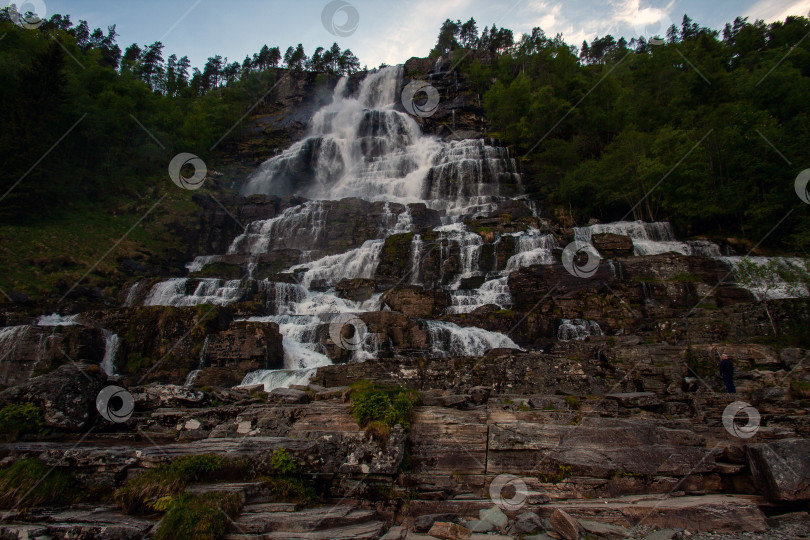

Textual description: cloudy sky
[37,0,810,69]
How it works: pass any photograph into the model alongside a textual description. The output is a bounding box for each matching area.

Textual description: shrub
[0,403,44,441]
[154,491,243,540]
[0,458,76,509]
[260,476,314,505]
[791,379,810,399]
[365,420,391,442]
[269,449,297,475]
[349,381,420,429]
[564,396,581,410]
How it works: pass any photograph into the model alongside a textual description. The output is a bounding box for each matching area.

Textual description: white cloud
[745,0,810,22]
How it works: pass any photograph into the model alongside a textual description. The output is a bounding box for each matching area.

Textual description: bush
[349,381,420,429]
[269,449,297,475]
[0,403,44,441]
[260,476,314,505]
[0,458,76,509]
[154,491,243,540]
[791,379,810,399]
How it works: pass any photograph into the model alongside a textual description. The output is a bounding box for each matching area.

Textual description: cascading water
[424,320,520,356]
[574,221,723,257]
[241,66,518,217]
[557,319,603,341]
[184,336,209,387]
[101,330,119,377]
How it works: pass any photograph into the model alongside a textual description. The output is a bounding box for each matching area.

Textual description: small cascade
[574,221,723,257]
[186,255,218,273]
[124,282,141,307]
[144,278,244,307]
[0,325,30,363]
[723,256,810,300]
[184,336,209,387]
[100,330,119,377]
[408,234,423,285]
[424,320,519,356]
[557,319,603,341]
[36,313,79,326]
[227,201,328,255]
[289,240,384,288]
[505,228,558,270]
[435,223,484,288]
[446,277,512,314]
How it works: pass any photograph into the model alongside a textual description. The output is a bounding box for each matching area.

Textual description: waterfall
[124,282,141,307]
[557,319,603,341]
[409,234,423,285]
[36,313,79,326]
[184,336,209,387]
[723,256,810,300]
[0,325,30,364]
[573,221,723,257]
[446,277,512,314]
[227,201,328,255]
[241,66,517,217]
[505,228,558,270]
[100,330,119,377]
[424,320,520,356]
[436,223,484,288]
[144,278,244,307]
[288,240,384,288]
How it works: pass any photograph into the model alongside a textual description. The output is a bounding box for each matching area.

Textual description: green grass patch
[0,403,45,441]
[349,381,420,430]
[153,491,244,540]
[791,379,810,399]
[0,458,77,509]
[115,454,248,513]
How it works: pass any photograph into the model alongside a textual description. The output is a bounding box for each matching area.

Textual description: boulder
[513,511,545,534]
[382,287,449,318]
[131,384,205,409]
[427,521,471,540]
[0,362,107,430]
[579,519,630,538]
[205,321,284,372]
[592,233,633,255]
[745,438,810,501]
[549,509,581,540]
[413,513,457,532]
[267,388,310,404]
[480,506,508,528]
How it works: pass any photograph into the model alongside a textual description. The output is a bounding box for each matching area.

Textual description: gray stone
[579,519,629,538]
[427,521,471,540]
[267,387,310,404]
[549,509,580,540]
[480,506,509,528]
[513,511,545,534]
[605,392,660,407]
[643,529,679,540]
[466,520,494,533]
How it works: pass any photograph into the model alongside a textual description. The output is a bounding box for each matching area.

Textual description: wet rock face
[204,320,284,382]
[0,363,107,430]
[0,325,106,387]
[382,287,450,318]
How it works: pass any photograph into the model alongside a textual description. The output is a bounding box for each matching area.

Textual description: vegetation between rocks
[0,458,77,509]
[349,380,421,431]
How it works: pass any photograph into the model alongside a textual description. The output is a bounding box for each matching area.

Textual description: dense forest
[0,8,360,222]
[1,7,809,254]
[433,15,810,250]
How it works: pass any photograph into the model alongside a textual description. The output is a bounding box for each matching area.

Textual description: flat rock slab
[427,521,472,539]
[231,504,376,533]
[605,392,661,407]
[546,494,768,533]
[136,437,317,462]
[228,520,386,540]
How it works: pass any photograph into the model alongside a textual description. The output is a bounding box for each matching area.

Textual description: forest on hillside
[1,7,809,252]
